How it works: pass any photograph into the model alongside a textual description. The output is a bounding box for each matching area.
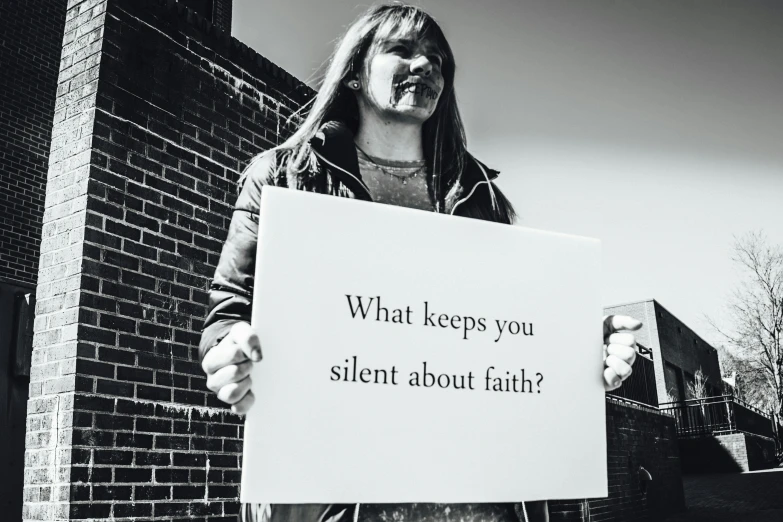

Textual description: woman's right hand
[201,321,262,414]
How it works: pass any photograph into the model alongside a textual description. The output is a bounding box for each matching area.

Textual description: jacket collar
[308,121,499,210]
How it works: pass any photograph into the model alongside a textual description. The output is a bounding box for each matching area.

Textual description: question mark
[536,373,544,393]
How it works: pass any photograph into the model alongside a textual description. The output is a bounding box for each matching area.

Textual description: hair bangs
[371,7,452,70]
[373,8,428,46]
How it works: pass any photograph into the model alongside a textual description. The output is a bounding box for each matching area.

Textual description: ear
[343,77,361,91]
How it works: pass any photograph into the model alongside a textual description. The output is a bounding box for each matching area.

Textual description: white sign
[241,186,606,504]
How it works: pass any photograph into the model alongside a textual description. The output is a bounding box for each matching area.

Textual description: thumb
[603,315,642,337]
[230,322,263,362]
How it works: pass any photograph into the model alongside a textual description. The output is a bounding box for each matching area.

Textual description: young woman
[199,4,640,522]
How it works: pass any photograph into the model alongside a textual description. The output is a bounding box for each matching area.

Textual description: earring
[349,80,360,90]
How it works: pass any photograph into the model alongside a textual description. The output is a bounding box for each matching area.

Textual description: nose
[410,55,433,77]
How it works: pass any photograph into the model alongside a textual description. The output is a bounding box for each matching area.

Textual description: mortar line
[107,7,277,109]
[95,107,239,177]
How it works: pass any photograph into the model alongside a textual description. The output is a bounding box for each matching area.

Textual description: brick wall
[0,0,68,286]
[213,0,233,34]
[23,0,108,519]
[679,432,777,473]
[549,397,686,522]
[654,302,723,398]
[23,0,311,520]
[744,433,777,471]
[178,0,233,34]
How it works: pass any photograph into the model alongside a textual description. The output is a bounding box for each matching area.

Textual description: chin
[384,105,436,124]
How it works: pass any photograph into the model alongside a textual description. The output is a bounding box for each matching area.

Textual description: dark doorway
[0,281,34,521]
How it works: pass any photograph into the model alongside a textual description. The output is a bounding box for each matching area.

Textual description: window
[664,362,685,402]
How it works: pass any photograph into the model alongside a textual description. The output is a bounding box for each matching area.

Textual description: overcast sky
[233,0,783,350]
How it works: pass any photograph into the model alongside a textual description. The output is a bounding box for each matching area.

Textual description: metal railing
[659,394,778,439]
[606,353,658,407]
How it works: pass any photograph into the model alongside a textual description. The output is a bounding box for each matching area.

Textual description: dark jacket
[198,121,516,360]
[198,121,548,521]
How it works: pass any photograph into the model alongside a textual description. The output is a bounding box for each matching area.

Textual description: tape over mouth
[392,75,441,101]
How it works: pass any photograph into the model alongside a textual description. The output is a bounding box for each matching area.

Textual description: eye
[389,44,409,56]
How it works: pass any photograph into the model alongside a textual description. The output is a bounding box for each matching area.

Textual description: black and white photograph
[0,1,781,521]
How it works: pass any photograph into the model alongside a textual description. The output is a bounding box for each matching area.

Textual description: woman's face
[355,35,446,124]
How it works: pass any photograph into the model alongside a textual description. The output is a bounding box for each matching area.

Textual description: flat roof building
[604,299,723,405]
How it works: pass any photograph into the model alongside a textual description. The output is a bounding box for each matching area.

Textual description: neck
[353,111,425,162]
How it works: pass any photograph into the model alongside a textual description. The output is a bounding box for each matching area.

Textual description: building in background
[605,300,780,473]
[604,298,723,405]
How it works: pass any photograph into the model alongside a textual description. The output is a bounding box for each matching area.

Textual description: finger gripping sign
[242,187,605,504]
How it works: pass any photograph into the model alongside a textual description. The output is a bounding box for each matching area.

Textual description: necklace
[355,145,426,185]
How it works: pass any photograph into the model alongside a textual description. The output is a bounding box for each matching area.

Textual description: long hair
[256,3,468,205]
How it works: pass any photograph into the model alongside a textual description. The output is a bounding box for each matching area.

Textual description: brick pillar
[213,0,233,35]
[23,0,312,519]
[24,1,107,519]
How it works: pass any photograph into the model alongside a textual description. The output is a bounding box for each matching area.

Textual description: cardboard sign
[241,186,606,504]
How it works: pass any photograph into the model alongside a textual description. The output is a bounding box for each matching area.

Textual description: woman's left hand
[603,315,642,391]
